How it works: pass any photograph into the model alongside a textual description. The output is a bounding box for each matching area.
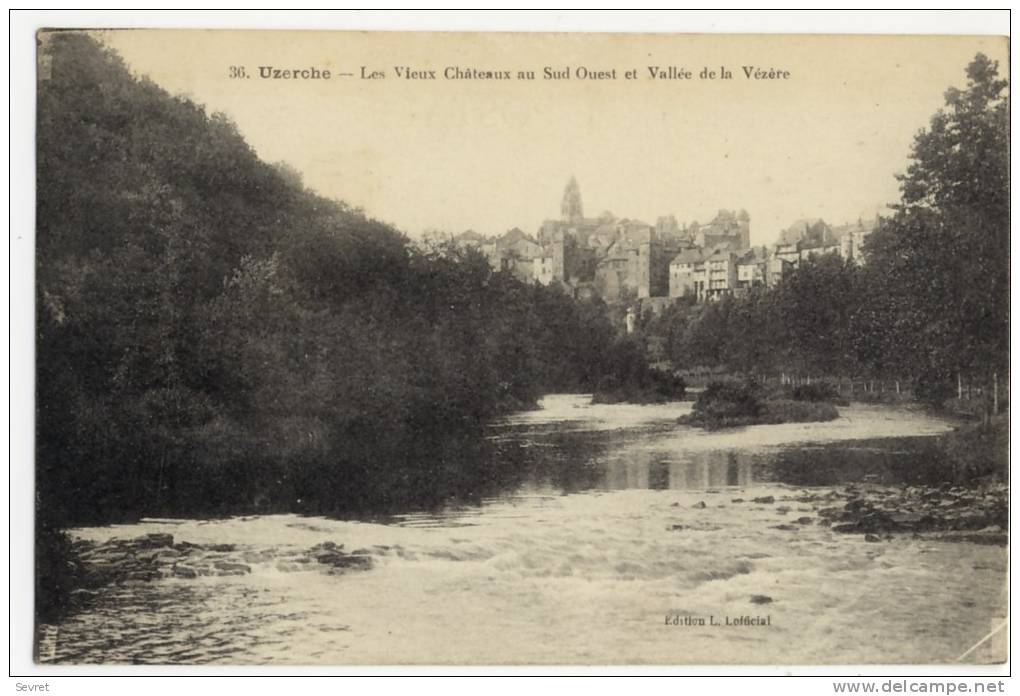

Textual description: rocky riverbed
[63,479,1007,615]
[64,532,376,613]
[37,397,1007,665]
[668,481,1007,545]
[778,482,1008,543]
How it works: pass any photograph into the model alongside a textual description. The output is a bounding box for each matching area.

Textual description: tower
[737,209,751,249]
[560,176,584,223]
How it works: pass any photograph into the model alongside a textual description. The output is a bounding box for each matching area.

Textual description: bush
[591,370,686,405]
[35,524,87,624]
[792,381,840,403]
[692,380,765,420]
[650,370,687,400]
[940,416,1009,483]
[679,380,840,429]
[591,337,686,404]
[914,371,957,408]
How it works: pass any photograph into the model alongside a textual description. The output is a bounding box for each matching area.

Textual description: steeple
[561,176,584,223]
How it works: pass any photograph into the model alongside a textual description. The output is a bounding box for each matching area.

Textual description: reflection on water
[44,393,999,666]
[487,394,959,498]
[595,449,753,490]
[554,439,960,493]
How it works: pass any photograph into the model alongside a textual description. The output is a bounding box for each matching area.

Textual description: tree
[862,53,1009,411]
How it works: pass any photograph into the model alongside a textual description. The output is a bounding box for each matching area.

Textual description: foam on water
[44,397,1005,665]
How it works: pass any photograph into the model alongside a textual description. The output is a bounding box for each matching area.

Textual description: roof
[799,239,840,251]
[737,247,768,265]
[831,216,879,239]
[706,246,735,261]
[618,218,652,229]
[670,248,704,265]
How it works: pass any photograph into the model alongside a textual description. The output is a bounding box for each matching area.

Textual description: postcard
[32,28,1008,665]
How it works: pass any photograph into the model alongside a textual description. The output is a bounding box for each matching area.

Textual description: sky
[99,30,1008,247]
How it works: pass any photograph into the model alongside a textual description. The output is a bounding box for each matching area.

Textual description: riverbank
[678,398,839,429]
[41,485,1007,664]
[39,531,377,629]
[37,398,1005,664]
[731,482,1008,545]
[677,380,840,430]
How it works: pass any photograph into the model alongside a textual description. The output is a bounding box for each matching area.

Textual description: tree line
[640,53,1008,413]
[35,37,1008,529]
[36,33,642,528]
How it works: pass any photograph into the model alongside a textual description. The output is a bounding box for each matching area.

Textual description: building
[694,209,751,251]
[778,218,834,247]
[669,245,765,302]
[773,242,800,266]
[593,241,635,300]
[668,248,704,299]
[831,217,879,264]
[704,247,738,300]
[735,247,769,291]
[798,240,842,262]
[458,177,754,305]
[764,256,792,286]
[769,216,880,271]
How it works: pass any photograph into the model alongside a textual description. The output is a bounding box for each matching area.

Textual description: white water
[41,396,1006,665]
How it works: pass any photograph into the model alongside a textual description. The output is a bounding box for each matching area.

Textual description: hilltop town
[455,177,878,309]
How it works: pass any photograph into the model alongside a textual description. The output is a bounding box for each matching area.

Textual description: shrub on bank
[679,380,839,429]
[591,374,686,405]
[940,415,1009,483]
[791,381,848,405]
[848,389,914,405]
[591,337,686,404]
[692,380,764,419]
[35,524,88,624]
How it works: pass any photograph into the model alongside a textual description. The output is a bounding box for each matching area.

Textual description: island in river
[36,395,1006,665]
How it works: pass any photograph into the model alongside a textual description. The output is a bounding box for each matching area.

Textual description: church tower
[737,209,751,250]
[561,176,584,223]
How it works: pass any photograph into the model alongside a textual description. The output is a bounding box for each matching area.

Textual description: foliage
[859,53,1009,402]
[35,523,85,624]
[591,336,686,403]
[679,380,838,429]
[643,54,1008,420]
[791,381,844,404]
[939,416,1009,483]
[35,33,622,530]
[692,380,765,420]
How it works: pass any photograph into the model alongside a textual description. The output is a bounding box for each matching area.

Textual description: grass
[938,414,1009,484]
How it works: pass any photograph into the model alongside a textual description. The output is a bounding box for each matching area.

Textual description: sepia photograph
[22,19,1009,671]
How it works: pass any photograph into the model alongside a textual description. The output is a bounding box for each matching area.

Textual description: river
[38,395,1007,665]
